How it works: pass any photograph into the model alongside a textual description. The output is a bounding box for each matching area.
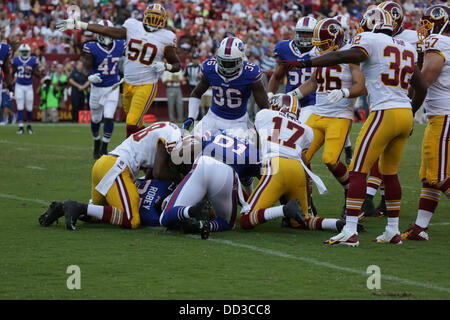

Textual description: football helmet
[378,1,404,36]
[216,37,246,78]
[269,94,300,121]
[143,3,167,32]
[294,16,318,51]
[417,4,450,43]
[357,7,394,34]
[97,19,114,46]
[18,43,31,60]
[312,18,345,55]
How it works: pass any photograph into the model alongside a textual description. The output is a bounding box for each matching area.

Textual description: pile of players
[38,2,449,247]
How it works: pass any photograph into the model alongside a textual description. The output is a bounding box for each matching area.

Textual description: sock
[91,121,101,139]
[345,171,367,218]
[366,160,382,195]
[320,218,337,231]
[93,205,130,227]
[387,217,399,232]
[306,217,327,230]
[383,174,401,233]
[17,110,24,123]
[26,111,33,123]
[159,206,189,227]
[380,185,385,196]
[415,183,440,228]
[344,215,358,233]
[210,217,231,232]
[103,121,114,143]
[240,209,266,229]
[264,206,284,220]
[329,161,349,187]
[438,178,450,198]
[87,204,104,219]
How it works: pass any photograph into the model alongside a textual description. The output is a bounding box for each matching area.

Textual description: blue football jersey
[274,40,316,107]
[12,56,37,86]
[201,129,261,180]
[135,178,177,227]
[0,43,11,83]
[82,40,125,87]
[201,57,262,120]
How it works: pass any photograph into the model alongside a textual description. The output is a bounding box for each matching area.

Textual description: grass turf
[0,122,449,300]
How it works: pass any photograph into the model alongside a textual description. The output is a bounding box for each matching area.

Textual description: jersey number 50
[128,39,158,66]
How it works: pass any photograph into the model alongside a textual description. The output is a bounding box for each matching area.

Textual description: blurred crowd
[0,0,447,123]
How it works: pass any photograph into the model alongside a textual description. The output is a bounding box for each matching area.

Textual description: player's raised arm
[267,63,285,97]
[56,18,127,39]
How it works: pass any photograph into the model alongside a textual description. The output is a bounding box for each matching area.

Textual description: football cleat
[39,201,64,226]
[188,200,210,221]
[344,146,353,166]
[16,127,24,135]
[100,141,108,156]
[63,200,86,231]
[26,125,34,134]
[324,229,359,247]
[180,218,210,240]
[93,139,102,160]
[283,199,306,228]
[401,224,429,241]
[373,228,402,244]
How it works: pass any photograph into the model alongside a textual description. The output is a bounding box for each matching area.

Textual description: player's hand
[182,117,194,131]
[327,89,346,104]
[282,59,309,71]
[268,94,284,110]
[88,73,102,84]
[150,61,167,73]
[56,18,87,32]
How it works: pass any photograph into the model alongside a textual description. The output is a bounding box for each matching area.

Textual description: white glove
[268,93,284,110]
[327,88,349,104]
[88,73,102,84]
[150,61,167,73]
[56,18,88,32]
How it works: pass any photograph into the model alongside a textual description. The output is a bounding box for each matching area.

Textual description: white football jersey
[395,29,422,53]
[109,122,181,177]
[423,34,450,116]
[123,18,177,85]
[313,44,357,119]
[254,109,313,163]
[351,32,418,111]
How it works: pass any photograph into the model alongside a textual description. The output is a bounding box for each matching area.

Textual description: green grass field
[0,122,449,300]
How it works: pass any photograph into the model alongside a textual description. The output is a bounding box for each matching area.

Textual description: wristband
[79,21,88,30]
[291,88,304,99]
[188,97,201,119]
[165,63,173,71]
[341,88,350,98]
[267,92,274,99]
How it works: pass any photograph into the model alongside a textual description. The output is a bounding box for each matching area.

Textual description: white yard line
[26,166,46,170]
[0,139,90,151]
[0,193,49,205]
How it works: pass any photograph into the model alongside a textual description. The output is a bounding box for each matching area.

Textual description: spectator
[162,68,185,123]
[40,75,60,123]
[69,60,89,123]
[183,53,202,93]
[46,36,64,54]
[1,89,16,125]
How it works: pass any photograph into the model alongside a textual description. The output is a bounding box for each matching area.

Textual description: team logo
[237,41,245,52]
[431,7,446,20]
[328,23,340,36]
[390,7,402,20]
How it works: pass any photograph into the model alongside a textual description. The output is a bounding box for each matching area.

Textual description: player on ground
[182,36,269,138]
[13,44,40,135]
[0,40,13,110]
[284,8,427,246]
[290,18,366,217]
[362,1,425,219]
[39,121,182,230]
[401,4,450,241]
[57,3,182,137]
[81,19,125,159]
[268,16,317,124]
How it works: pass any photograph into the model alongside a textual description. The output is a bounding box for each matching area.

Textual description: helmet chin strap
[439,20,449,34]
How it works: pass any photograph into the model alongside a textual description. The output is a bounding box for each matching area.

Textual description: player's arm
[267,63,285,97]
[347,63,366,98]
[250,79,269,109]
[86,24,127,40]
[163,45,181,73]
[152,141,183,183]
[182,74,209,129]
[408,65,427,114]
[289,70,317,99]
[284,48,367,69]
[420,51,444,88]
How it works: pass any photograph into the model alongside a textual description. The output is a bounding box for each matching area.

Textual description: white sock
[366,186,377,197]
[415,210,433,228]
[264,206,284,221]
[322,218,338,231]
[380,187,385,196]
[87,204,104,219]
[343,215,358,233]
[387,217,399,232]
[183,206,190,219]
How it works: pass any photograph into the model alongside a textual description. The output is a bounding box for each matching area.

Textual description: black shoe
[16,127,24,135]
[336,219,366,233]
[63,200,87,231]
[93,140,102,159]
[360,196,377,220]
[345,146,353,166]
[100,141,108,156]
[188,200,210,221]
[26,125,34,134]
[39,201,64,226]
[283,199,306,228]
[180,217,210,239]
[376,196,387,217]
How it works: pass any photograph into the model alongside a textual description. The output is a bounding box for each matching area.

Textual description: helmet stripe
[225,37,234,55]
[304,17,309,26]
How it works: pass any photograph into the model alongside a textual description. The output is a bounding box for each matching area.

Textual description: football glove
[182,117,195,131]
[282,59,311,71]
[327,89,349,104]
[56,18,87,32]
[150,61,167,73]
[88,73,102,84]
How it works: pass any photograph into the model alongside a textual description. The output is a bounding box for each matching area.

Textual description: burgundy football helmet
[312,18,345,55]
[269,94,300,120]
[417,4,450,43]
[378,1,404,36]
[357,7,394,33]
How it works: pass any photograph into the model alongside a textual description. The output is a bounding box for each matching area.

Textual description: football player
[81,19,126,159]
[284,8,427,246]
[12,44,40,135]
[268,16,317,124]
[182,36,269,139]
[362,1,426,219]
[401,4,450,241]
[57,3,182,137]
[0,40,13,109]
[290,18,366,217]
[39,122,182,230]
[240,94,359,233]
